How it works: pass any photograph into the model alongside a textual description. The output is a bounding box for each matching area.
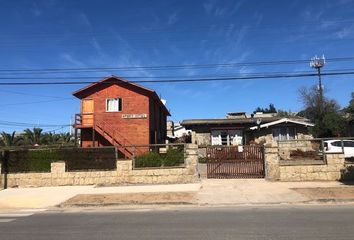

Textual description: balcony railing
[74,113,94,128]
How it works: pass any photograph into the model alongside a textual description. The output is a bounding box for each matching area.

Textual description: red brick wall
[80,82,150,147]
[78,82,168,148]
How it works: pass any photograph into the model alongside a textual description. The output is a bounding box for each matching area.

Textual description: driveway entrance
[206,145,265,179]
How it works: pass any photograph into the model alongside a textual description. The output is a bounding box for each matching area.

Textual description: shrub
[340,165,354,182]
[5,149,59,173]
[134,147,185,168]
[2,147,117,173]
[134,152,162,168]
[59,147,116,171]
[162,148,184,166]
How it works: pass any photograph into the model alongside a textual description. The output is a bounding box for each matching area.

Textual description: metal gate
[206,145,265,179]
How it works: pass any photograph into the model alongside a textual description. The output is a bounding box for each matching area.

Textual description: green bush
[3,147,117,173]
[134,148,185,168]
[6,149,59,173]
[59,147,116,171]
[340,165,354,182]
[162,148,184,166]
[134,152,162,168]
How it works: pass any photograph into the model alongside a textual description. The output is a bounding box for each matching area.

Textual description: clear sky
[0,0,353,132]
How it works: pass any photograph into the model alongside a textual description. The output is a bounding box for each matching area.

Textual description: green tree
[298,85,346,137]
[0,131,22,147]
[23,128,43,145]
[42,132,74,146]
[42,132,60,145]
[253,103,277,114]
[344,92,354,136]
[276,109,296,117]
[345,92,354,117]
[58,133,73,145]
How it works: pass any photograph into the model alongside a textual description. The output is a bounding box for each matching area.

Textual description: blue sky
[0,0,353,132]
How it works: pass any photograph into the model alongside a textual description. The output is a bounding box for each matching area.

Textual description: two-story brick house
[73,76,170,157]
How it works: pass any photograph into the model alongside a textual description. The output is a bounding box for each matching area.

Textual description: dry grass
[292,187,354,200]
[60,192,197,207]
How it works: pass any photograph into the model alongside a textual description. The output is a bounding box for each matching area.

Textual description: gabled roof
[181,117,281,126]
[249,118,314,130]
[72,75,170,116]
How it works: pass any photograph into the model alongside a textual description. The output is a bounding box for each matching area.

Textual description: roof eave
[249,118,315,130]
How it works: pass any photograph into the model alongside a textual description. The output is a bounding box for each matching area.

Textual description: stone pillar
[191,131,197,145]
[116,160,133,184]
[51,162,66,174]
[264,147,280,181]
[117,160,132,174]
[185,144,199,178]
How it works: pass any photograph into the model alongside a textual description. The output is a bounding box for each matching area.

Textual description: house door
[81,99,94,126]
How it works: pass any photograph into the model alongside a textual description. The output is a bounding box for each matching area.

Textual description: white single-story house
[181,112,314,146]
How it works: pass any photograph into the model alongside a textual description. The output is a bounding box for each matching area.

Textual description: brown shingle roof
[72,75,170,116]
[181,117,282,126]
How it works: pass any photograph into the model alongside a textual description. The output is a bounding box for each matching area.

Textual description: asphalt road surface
[1,206,354,240]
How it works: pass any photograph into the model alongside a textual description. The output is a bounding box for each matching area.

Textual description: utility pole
[310,55,325,134]
[310,55,326,111]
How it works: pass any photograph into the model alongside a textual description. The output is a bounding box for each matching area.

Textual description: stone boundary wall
[277,140,316,161]
[265,146,346,181]
[0,144,199,188]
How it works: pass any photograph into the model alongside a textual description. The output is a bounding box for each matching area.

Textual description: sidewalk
[0,183,201,209]
[1,180,354,210]
[197,179,353,205]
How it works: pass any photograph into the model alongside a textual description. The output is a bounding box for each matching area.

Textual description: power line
[42,126,70,133]
[0,98,74,106]
[0,70,353,86]
[1,68,354,80]
[0,120,70,127]
[1,57,354,74]
[3,18,354,38]
[0,89,71,99]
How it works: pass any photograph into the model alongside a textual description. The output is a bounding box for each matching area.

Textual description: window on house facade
[220,131,228,145]
[106,98,122,112]
[272,127,296,141]
[211,130,243,146]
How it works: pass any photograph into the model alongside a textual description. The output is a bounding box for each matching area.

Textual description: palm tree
[0,131,22,147]
[23,128,43,145]
[42,132,60,145]
[58,132,73,145]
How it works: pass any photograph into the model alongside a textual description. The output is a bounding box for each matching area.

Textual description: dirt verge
[59,192,197,207]
[292,187,354,201]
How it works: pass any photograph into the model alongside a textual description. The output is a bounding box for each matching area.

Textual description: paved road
[1,206,354,240]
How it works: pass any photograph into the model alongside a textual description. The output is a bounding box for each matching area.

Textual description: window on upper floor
[106,98,122,112]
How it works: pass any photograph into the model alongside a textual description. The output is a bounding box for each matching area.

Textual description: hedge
[134,147,185,168]
[0,147,117,173]
[0,149,57,173]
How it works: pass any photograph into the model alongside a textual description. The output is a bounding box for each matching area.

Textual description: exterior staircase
[94,120,135,158]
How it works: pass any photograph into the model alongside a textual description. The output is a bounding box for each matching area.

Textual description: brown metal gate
[206,145,265,179]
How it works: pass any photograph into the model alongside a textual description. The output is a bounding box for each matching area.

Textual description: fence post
[341,139,345,155]
[132,146,136,168]
[114,147,118,160]
[321,139,327,164]
[74,128,78,147]
[2,150,8,189]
